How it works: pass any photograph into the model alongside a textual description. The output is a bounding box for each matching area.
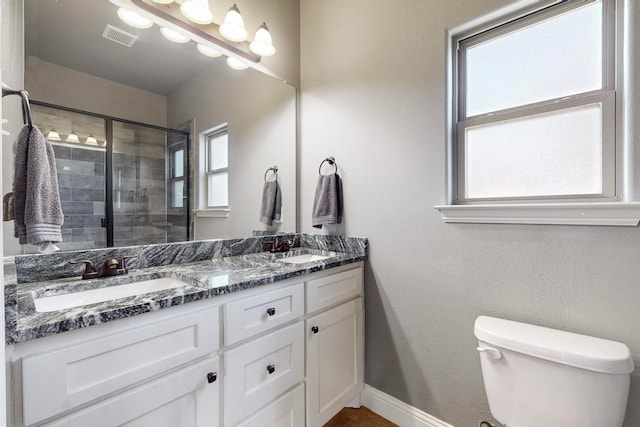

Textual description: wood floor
[323,407,398,427]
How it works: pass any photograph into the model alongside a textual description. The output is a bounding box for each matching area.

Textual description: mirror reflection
[5,0,297,255]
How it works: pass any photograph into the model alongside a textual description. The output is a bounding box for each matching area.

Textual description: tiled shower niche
[31,104,189,252]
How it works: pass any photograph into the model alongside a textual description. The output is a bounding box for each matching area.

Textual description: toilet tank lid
[474,316,634,374]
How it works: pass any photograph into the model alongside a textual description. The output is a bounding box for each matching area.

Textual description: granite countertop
[7,248,365,344]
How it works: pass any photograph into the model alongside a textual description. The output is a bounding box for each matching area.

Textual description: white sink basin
[33,277,188,313]
[279,252,335,264]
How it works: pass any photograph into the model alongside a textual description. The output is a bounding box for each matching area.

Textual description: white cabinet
[11,263,364,427]
[306,297,364,427]
[62,356,219,427]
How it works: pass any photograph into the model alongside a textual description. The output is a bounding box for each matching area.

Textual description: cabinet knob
[266,307,276,316]
[266,364,276,374]
[311,326,319,334]
[207,372,217,383]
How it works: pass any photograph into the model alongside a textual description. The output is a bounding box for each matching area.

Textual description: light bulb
[197,43,223,58]
[66,131,80,143]
[226,56,248,70]
[180,0,214,25]
[250,23,275,56]
[220,4,247,42]
[117,8,153,29]
[46,128,61,141]
[160,27,190,43]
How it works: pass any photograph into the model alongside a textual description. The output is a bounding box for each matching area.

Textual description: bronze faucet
[266,239,293,253]
[70,256,136,280]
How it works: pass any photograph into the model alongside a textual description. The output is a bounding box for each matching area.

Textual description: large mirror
[3,0,298,255]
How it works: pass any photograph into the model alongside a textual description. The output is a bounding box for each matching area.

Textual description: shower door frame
[31,100,191,247]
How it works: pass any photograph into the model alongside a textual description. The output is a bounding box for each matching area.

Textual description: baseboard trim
[363,384,456,427]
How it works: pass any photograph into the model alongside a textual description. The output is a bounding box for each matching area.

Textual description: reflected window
[206,126,229,208]
[170,145,185,208]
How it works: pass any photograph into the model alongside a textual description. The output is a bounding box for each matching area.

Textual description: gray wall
[167,62,296,240]
[299,1,640,426]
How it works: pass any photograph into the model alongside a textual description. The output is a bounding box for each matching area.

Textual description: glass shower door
[111,120,188,247]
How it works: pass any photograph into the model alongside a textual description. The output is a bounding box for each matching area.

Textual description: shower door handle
[101,218,107,228]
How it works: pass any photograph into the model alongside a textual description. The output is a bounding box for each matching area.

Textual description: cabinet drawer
[306,267,362,313]
[69,356,219,427]
[21,307,219,426]
[235,383,304,427]
[224,322,304,427]
[224,283,303,345]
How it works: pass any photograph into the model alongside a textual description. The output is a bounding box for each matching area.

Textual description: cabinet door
[67,356,220,427]
[21,307,219,426]
[306,298,364,427]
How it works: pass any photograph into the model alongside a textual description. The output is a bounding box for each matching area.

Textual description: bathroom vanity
[4,234,367,427]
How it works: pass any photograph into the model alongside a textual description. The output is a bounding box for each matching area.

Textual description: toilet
[474,316,634,427]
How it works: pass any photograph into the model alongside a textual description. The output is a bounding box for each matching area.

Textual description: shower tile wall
[32,105,107,252]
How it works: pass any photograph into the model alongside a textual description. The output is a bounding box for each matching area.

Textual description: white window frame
[436,0,640,226]
[194,124,230,218]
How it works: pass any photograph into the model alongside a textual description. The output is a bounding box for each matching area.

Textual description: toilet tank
[474,316,634,427]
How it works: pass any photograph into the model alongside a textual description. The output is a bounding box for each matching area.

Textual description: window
[456,0,613,203]
[205,127,229,208]
[437,0,640,225]
[169,144,185,208]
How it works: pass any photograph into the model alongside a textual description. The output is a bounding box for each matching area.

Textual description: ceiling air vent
[101,24,138,47]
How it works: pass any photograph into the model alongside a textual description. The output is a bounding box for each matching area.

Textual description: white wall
[24,56,167,127]
[300,1,640,426]
[168,61,296,239]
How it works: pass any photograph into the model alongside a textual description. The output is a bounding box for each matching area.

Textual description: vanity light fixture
[250,23,275,57]
[160,26,191,43]
[46,128,61,141]
[219,4,247,42]
[109,0,276,74]
[226,56,248,70]
[180,0,214,25]
[66,131,80,143]
[85,134,98,145]
[197,43,222,57]
[117,7,153,28]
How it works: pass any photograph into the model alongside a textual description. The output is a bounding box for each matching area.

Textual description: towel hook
[318,156,337,175]
[2,82,33,129]
[264,165,278,182]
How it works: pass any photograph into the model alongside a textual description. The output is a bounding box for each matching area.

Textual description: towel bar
[1,82,33,128]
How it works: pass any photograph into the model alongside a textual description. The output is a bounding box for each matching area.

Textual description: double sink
[31,250,337,313]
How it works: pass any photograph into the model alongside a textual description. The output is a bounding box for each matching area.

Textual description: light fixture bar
[130,0,261,63]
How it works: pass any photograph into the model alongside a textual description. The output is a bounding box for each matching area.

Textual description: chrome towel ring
[264,166,278,182]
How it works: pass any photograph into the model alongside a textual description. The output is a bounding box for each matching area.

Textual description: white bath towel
[259,180,282,226]
[13,125,64,245]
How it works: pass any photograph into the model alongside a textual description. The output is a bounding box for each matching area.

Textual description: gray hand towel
[259,180,282,226]
[312,173,343,228]
[13,125,64,245]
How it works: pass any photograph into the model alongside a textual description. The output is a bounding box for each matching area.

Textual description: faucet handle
[117,255,137,272]
[69,260,98,280]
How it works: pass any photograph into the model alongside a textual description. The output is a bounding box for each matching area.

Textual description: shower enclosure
[31,102,190,251]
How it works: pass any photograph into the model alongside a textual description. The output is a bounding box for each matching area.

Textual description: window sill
[194,208,230,218]
[434,202,640,226]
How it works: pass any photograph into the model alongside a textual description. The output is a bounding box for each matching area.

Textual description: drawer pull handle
[266,364,276,375]
[266,307,276,316]
[207,372,217,383]
[311,326,319,334]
